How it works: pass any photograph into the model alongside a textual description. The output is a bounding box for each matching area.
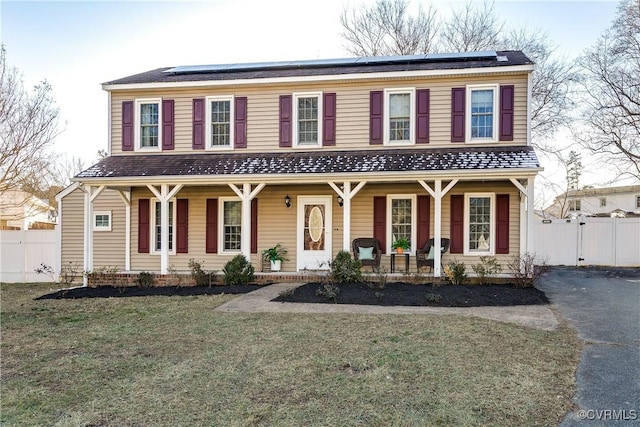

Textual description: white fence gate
[0,230,58,282]
[534,217,640,267]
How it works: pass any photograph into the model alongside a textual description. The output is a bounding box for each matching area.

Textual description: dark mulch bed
[36,284,263,300]
[273,282,549,307]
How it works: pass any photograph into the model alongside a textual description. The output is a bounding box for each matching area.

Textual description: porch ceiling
[73,146,541,185]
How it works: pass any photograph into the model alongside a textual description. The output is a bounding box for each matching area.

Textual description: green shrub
[188,259,217,286]
[444,259,467,285]
[316,284,340,302]
[135,271,154,288]
[330,250,362,284]
[222,255,255,286]
[471,256,502,285]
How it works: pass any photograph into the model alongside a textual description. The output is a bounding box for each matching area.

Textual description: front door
[297,196,332,271]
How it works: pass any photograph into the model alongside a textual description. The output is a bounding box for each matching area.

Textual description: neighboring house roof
[75,146,540,181]
[104,51,532,86]
[560,185,640,198]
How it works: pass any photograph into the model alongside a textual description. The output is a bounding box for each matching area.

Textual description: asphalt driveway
[538,267,640,425]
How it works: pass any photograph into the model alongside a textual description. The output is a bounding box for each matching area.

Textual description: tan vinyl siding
[92,190,126,269]
[109,73,529,155]
[60,188,84,266]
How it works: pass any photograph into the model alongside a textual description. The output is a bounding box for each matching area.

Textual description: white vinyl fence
[534,217,640,267]
[0,230,58,282]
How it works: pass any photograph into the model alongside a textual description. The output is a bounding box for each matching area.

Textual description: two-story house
[545,185,640,218]
[57,51,541,284]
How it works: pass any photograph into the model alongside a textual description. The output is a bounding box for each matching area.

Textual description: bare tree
[500,28,578,147]
[20,154,84,209]
[0,46,60,198]
[340,0,439,56]
[339,1,577,149]
[575,0,640,180]
[440,1,503,52]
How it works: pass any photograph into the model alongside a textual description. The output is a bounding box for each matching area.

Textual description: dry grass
[1,283,581,426]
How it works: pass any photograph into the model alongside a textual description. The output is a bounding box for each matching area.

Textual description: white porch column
[526,178,535,254]
[328,181,366,251]
[82,185,106,286]
[419,179,458,277]
[83,185,92,286]
[117,189,131,271]
[510,178,531,257]
[147,184,183,274]
[229,183,266,259]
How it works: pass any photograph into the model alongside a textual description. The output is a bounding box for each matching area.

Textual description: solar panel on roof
[162,50,498,74]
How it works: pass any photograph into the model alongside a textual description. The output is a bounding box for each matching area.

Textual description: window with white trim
[385,88,415,144]
[467,85,498,142]
[600,197,607,207]
[465,193,495,255]
[387,195,416,253]
[293,93,322,146]
[568,199,581,212]
[93,211,111,231]
[206,96,233,149]
[635,195,640,209]
[221,198,242,252]
[151,200,175,254]
[135,99,161,150]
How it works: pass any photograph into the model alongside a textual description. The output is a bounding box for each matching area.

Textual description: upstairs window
[385,89,415,144]
[569,199,581,212]
[136,99,161,150]
[636,195,640,209]
[207,96,234,149]
[294,93,321,146]
[600,197,607,207]
[467,85,498,142]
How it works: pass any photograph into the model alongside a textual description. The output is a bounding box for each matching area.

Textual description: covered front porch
[65,147,541,285]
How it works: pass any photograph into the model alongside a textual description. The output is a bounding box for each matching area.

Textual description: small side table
[390,253,410,273]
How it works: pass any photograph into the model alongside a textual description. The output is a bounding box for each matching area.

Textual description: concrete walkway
[214,282,559,331]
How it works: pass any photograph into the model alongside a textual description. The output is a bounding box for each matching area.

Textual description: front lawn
[1,283,580,426]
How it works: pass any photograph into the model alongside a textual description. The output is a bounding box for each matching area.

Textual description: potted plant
[262,243,288,272]
[392,237,410,254]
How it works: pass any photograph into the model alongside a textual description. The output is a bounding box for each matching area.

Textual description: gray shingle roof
[75,146,540,180]
[104,51,532,86]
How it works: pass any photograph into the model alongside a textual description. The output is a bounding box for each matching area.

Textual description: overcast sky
[0,0,623,199]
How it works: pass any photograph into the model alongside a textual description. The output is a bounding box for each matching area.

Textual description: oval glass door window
[309,206,323,242]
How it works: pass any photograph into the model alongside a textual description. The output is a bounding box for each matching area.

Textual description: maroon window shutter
[323,92,336,146]
[417,195,430,249]
[122,101,134,151]
[416,89,430,144]
[234,96,247,149]
[279,95,292,147]
[499,85,514,141]
[450,195,464,254]
[496,194,510,254]
[251,198,258,254]
[192,98,205,149]
[373,196,387,254]
[138,199,150,253]
[162,99,175,150]
[176,199,188,253]
[206,199,218,253]
[451,88,465,143]
[369,91,383,145]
